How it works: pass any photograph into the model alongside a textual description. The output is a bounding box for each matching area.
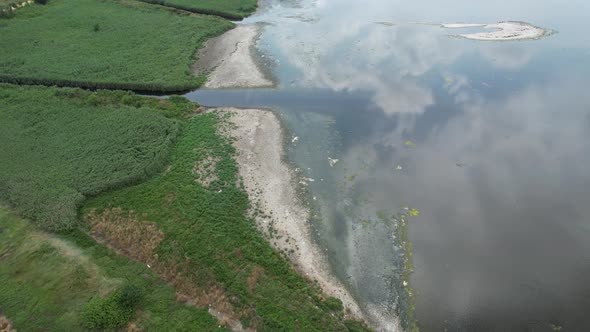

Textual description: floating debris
[375,21,397,27]
[408,208,420,217]
[404,140,417,148]
[292,136,299,143]
[328,157,339,167]
[395,164,403,171]
[346,174,357,182]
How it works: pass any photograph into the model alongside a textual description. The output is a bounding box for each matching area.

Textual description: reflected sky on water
[187,0,590,330]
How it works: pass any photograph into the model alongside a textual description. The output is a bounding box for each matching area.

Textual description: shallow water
[186,0,590,330]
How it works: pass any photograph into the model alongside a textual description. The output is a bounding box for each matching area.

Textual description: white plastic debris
[328,157,339,167]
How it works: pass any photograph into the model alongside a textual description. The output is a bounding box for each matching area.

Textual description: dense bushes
[83,284,142,329]
[0,75,204,93]
[0,84,192,231]
[0,0,233,92]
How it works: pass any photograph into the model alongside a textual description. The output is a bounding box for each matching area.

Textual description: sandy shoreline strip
[194,25,274,89]
[217,107,365,322]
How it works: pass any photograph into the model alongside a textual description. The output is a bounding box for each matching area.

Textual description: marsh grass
[0,0,233,92]
[0,84,193,231]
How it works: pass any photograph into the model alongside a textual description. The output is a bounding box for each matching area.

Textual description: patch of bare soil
[0,314,15,332]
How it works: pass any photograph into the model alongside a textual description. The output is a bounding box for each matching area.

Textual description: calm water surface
[186,0,590,330]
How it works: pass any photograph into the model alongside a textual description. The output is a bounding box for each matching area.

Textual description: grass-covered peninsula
[0,0,232,91]
[83,111,367,331]
[0,84,370,331]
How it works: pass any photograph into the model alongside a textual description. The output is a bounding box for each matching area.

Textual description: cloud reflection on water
[244,0,590,330]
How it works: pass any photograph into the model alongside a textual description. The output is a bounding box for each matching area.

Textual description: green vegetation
[82,284,142,329]
[393,211,419,332]
[138,0,257,20]
[0,0,233,92]
[0,84,197,231]
[0,207,223,331]
[83,112,370,331]
[0,0,373,329]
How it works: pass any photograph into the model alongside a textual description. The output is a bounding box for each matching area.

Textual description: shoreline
[194,24,275,89]
[216,107,366,322]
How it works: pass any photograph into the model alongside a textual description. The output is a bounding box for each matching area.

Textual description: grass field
[0,206,224,331]
[0,84,196,231]
[0,0,372,328]
[0,0,233,91]
[138,0,257,20]
[83,112,369,331]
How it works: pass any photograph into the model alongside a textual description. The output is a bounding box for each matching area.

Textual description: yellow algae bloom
[405,140,417,148]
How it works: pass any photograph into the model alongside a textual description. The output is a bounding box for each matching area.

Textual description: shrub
[322,297,344,312]
[118,284,143,309]
[82,284,142,329]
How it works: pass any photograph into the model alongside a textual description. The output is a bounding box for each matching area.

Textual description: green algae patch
[393,209,420,332]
